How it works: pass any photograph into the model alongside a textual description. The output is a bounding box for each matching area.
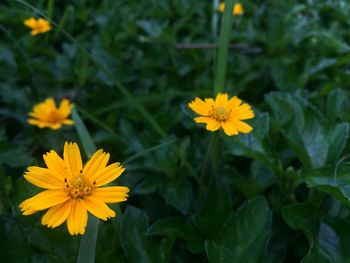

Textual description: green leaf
[226,113,277,172]
[326,89,349,120]
[205,196,272,263]
[159,177,192,215]
[121,206,173,263]
[146,217,203,253]
[282,203,350,263]
[326,123,349,165]
[193,176,232,240]
[305,167,350,208]
[266,92,330,169]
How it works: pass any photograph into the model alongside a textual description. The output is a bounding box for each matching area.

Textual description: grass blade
[71,107,98,263]
[213,0,235,94]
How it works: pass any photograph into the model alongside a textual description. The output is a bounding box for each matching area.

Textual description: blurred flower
[218,2,244,16]
[188,93,254,136]
[19,142,129,235]
[28,98,74,130]
[24,17,52,36]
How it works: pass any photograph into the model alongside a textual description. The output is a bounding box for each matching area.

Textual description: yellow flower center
[46,110,63,124]
[213,106,230,122]
[65,174,94,199]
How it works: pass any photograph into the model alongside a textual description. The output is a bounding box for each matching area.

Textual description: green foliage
[2,0,350,262]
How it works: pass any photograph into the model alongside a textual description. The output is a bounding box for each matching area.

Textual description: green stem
[213,0,235,94]
[199,134,218,199]
[72,108,98,263]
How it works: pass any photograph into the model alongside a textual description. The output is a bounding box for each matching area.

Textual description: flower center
[213,106,229,122]
[46,110,63,124]
[65,174,93,199]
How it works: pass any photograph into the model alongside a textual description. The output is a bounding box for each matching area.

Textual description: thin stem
[213,0,235,94]
[199,134,218,199]
[72,108,98,263]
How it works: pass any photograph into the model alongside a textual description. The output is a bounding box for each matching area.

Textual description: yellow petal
[194,116,214,124]
[24,167,64,189]
[91,186,129,203]
[218,2,225,12]
[25,166,65,187]
[43,150,68,177]
[49,123,62,130]
[94,163,125,187]
[19,190,69,213]
[58,99,72,118]
[221,122,239,136]
[83,150,109,182]
[67,200,87,235]
[227,96,242,110]
[44,98,57,110]
[28,119,48,128]
[206,119,221,131]
[24,18,37,28]
[64,142,83,177]
[188,98,212,116]
[233,3,244,16]
[232,104,255,120]
[83,196,116,221]
[62,119,74,125]
[232,120,253,133]
[42,200,72,228]
[215,93,228,108]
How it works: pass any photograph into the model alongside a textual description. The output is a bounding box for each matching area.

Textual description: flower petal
[83,150,109,182]
[232,120,253,133]
[215,93,228,107]
[19,190,70,213]
[63,142,83,177]
[25,166,65,187]
[83,196,116,221]
[94,163,125,187]
[188,98,212,116]
[42,200,72,228]
[194,116,213,124]
[206,119,221,131]
[24,166,64,189]
[43,150,68,176]
[227,96,242,110]
[67,200,87,235]
[221,122,239,136]
[232,104,255,120]
[58,99,73,118]
[91,186,129,203]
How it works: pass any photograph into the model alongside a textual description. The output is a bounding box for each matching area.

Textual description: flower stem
[72,107,98,263]
[213,0,235,94]
[199,134,218,200]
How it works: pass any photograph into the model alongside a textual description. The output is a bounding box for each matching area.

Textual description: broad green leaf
[193,176,232,240]
[205,196,272,263]
[305,167,350,208]
[326,123,349,165]
[226,113,277,173]
[282,203,350,263]
[146,217,202,253]
[159,177,192,215]
[121,206,173,263]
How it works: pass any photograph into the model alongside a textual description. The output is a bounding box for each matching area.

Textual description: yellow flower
[218,2,244,16]
[188,93,254,136]
[24,17,52,36]
[19,142,129,235]
[28,98,74,130]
